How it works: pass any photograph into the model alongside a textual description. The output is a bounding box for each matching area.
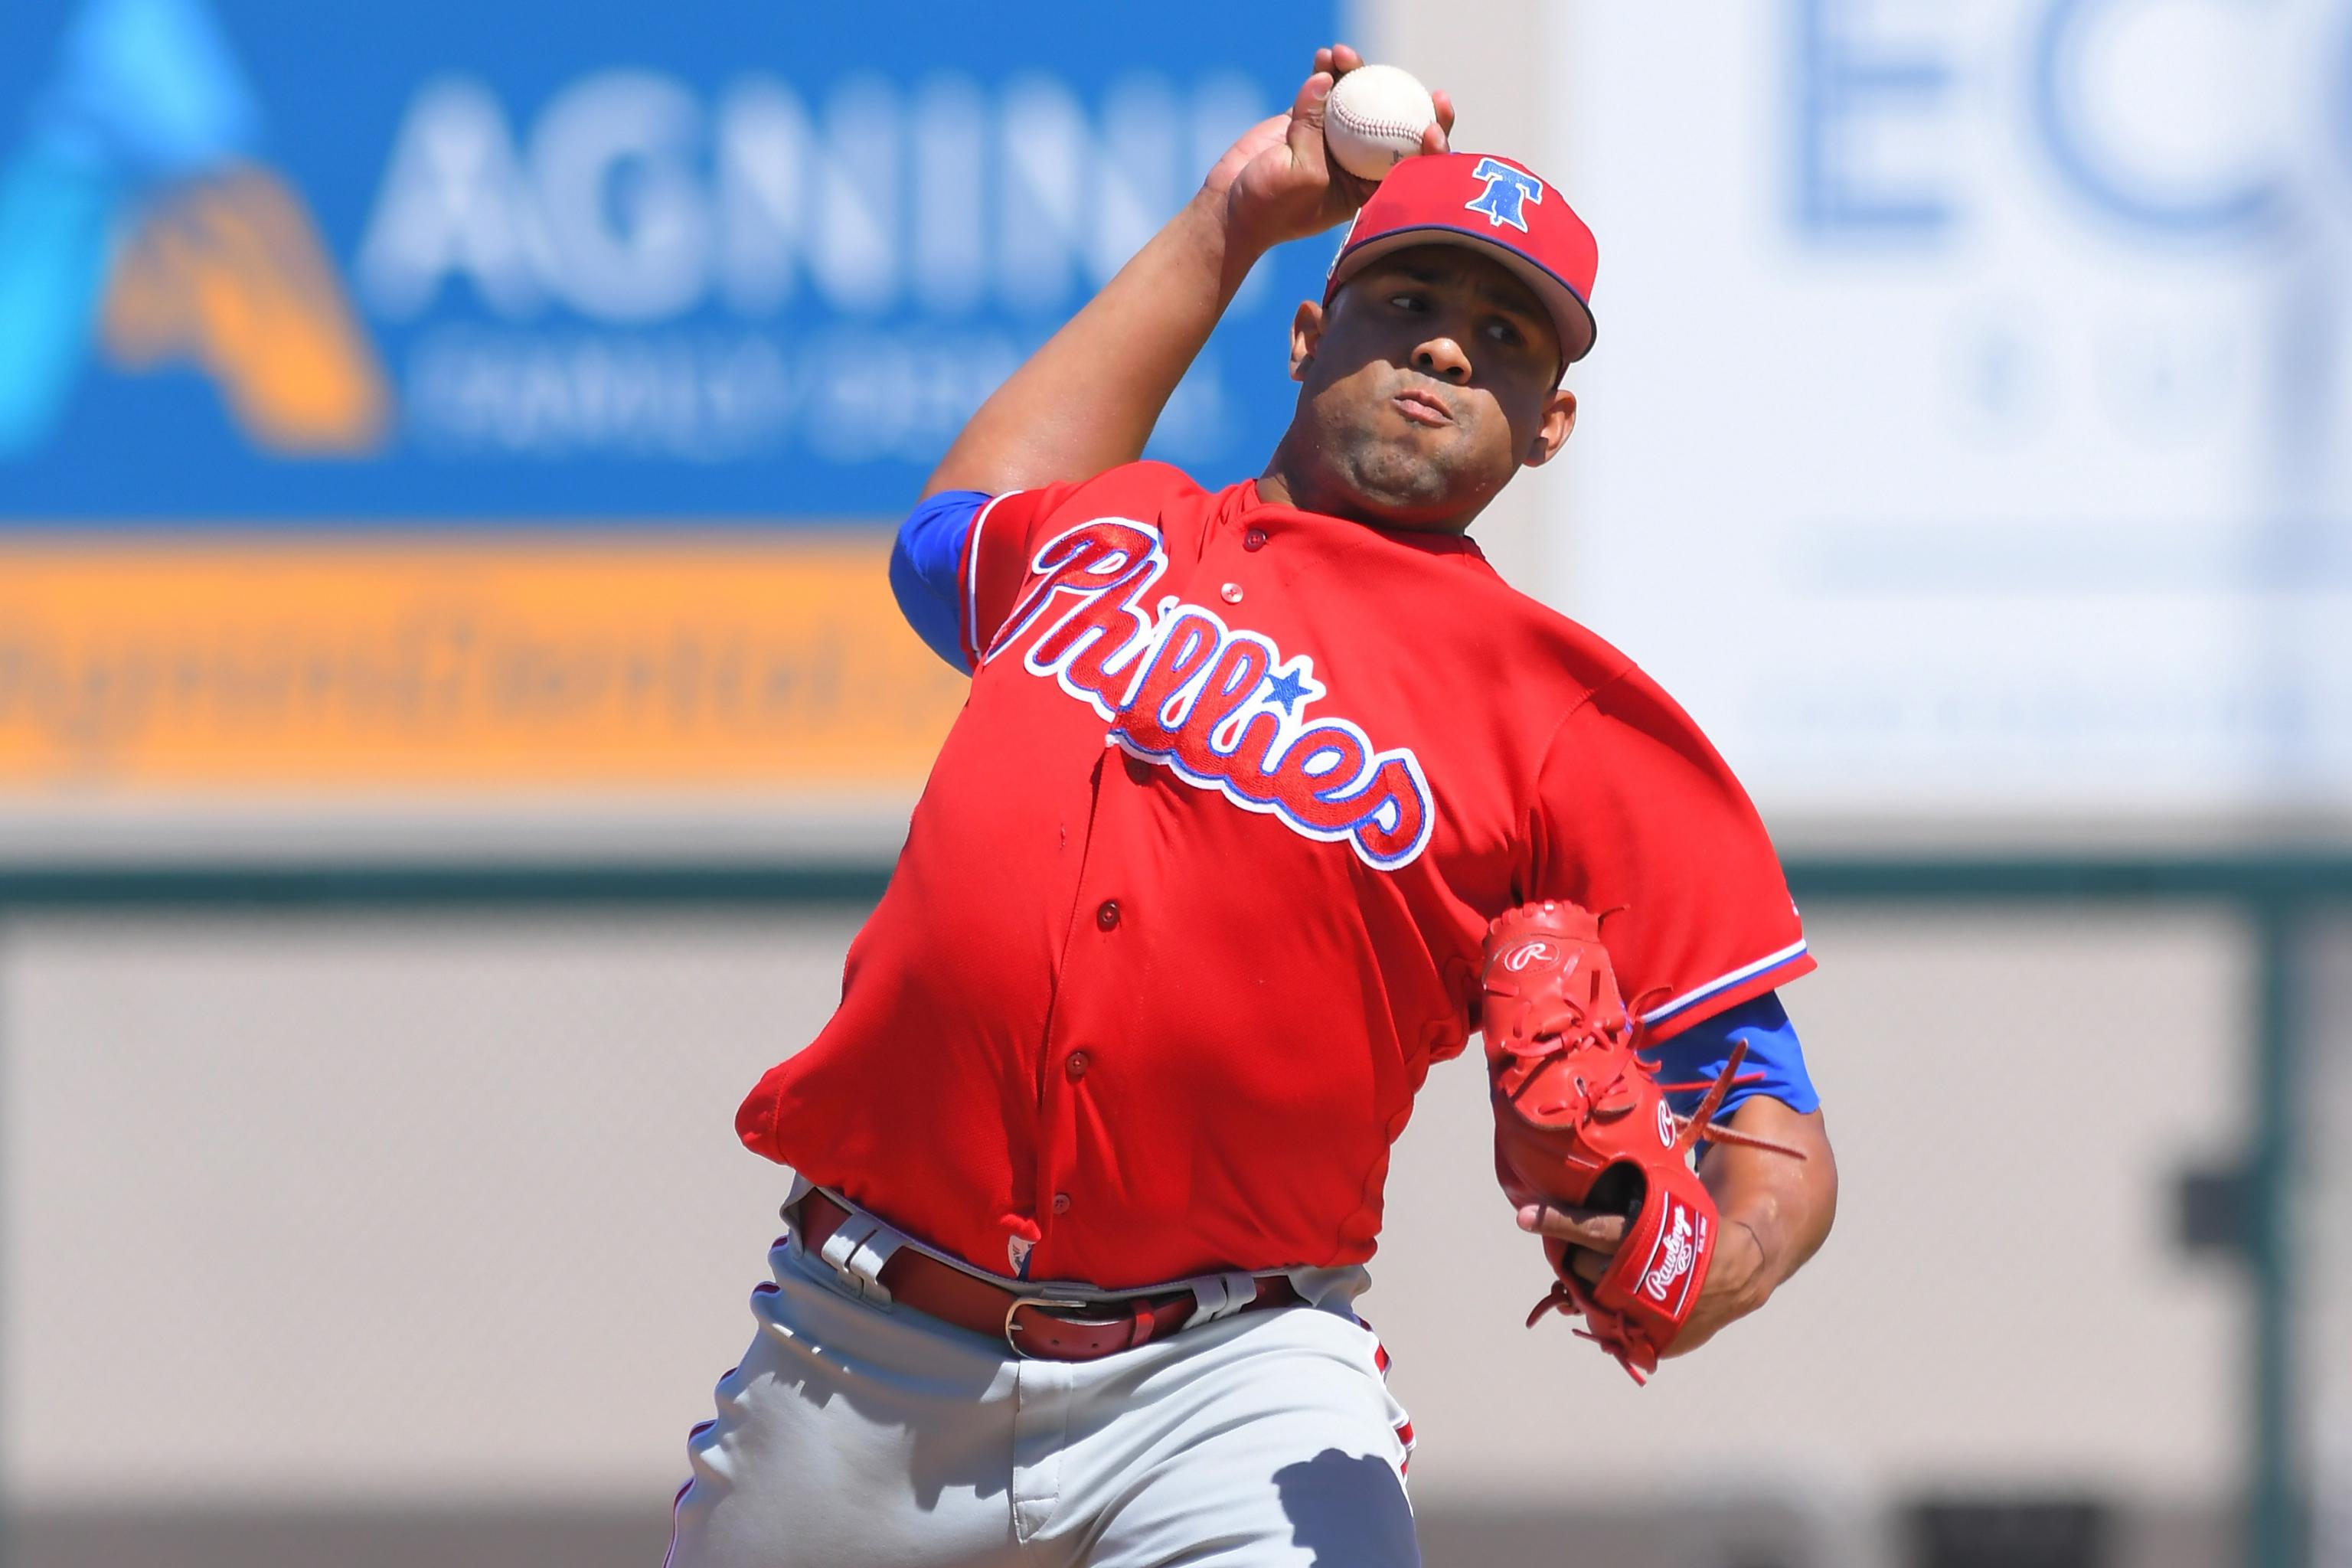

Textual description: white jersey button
[1220,583,1243,604]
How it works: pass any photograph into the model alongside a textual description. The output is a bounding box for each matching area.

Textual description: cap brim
[1327,224,1598,368]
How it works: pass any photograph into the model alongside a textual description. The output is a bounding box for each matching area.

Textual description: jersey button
[1065,1050,1091,1080]
[1051,1193,1073,1215]
[1243,528,1267,551]
[1220,582,1243,604]
[1096,899,1120,929]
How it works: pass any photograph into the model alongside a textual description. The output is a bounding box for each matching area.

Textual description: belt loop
[816,1211,906,1309]
[1181,1271,1263,1329]
[847,1227,905,1305]
[779,1174,816,1253]
[780,1174,815,1217]
[1224,1271,1263,1312]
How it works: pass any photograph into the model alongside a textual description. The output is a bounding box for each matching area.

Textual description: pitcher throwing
[666,44,1840,1568]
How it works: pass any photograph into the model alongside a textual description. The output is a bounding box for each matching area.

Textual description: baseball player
[667,44,1839,1568]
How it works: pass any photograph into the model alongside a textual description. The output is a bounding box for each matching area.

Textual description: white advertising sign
[1553,0,2351,827]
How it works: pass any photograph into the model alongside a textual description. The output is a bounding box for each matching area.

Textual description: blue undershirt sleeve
[889,489,991,671]
[1640,990,1818,1122]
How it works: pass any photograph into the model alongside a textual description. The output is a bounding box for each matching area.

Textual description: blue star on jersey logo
[1465,157,1544,233]
[1260,666,1310,713]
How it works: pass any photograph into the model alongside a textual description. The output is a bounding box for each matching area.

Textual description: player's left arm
[1519,1002,1839,1354]
[1517,668,1840,1356]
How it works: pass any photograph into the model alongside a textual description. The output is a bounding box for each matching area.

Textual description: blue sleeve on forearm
[1642,991,1818,1119]
[889,490,990,671]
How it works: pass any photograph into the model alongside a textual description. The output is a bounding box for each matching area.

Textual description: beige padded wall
[1,914,822,1501]
[2,906,2246,1522]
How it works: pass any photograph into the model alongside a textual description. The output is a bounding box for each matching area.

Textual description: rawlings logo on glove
[1481,900,1802,1383]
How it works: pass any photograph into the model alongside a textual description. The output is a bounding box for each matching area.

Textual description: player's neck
[1256,456,1481,537]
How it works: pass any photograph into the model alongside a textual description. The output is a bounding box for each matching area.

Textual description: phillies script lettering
[983,518,1435,870]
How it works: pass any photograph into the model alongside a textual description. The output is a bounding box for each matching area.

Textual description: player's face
[1277,246,1577,533]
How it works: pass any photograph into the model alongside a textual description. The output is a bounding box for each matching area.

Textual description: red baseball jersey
[737,461,1812,1289]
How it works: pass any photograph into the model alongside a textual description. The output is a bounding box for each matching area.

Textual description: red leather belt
[792,1191,1299,1361]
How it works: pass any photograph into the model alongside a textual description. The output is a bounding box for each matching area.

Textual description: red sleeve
[1527,666,1814,1044]
[955,481,1086,667]
[955,462,1213,667]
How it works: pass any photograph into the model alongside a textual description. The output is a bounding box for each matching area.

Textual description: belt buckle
[1004,1295,1093,1358]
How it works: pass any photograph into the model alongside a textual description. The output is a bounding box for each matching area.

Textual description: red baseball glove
[1481,900,1801,1383]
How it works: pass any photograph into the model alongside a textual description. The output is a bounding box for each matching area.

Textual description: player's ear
[1521,388,1578,468]
[1289,299,1325,383]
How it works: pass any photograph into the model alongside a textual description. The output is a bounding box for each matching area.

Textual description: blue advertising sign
[0,0,1335,521]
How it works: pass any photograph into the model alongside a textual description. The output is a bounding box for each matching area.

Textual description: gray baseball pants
[662,1220,1419,1567]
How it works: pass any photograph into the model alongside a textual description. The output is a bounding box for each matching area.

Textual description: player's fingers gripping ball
[1481,900,1802,1383]
[1323,63,1439,181]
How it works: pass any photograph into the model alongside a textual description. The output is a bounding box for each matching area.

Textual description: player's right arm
[922,44,1450,499]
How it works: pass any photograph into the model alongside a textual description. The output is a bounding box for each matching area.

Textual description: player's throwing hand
[1207,44,1455,257]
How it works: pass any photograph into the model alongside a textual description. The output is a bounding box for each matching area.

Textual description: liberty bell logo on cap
[1464,156,1543,232]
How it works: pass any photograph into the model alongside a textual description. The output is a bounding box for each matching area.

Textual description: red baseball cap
[1325,152,1599,368]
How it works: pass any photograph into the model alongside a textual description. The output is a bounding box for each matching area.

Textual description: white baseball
[1323,64,1438,182]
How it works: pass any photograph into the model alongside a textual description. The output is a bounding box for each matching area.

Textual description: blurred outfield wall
[2,2,2347,1566]
[0,899,2268,1568]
